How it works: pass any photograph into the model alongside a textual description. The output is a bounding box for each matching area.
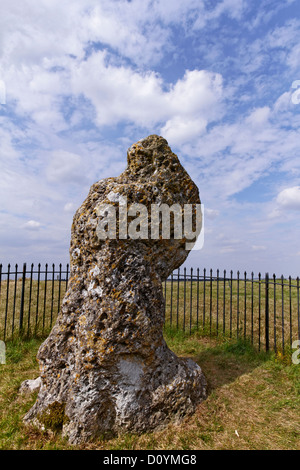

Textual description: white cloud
[276,186,300,210]
[80,0,172,66]
[46,150,86,185]
[219,246,238,254]
[248,0,296,29]
[70,52,165,127]
[64,202,76,213]
[2,47,224,137]
[274,91,293,112]
[251,245,266,251]
[23,220,41,231]
[0,0,224,138]
[265,19,299,48]
[205,209,220,220]
[161,70,223,144]
[173,70,222,111]
[178,82,300,205]
[0,0,240,74]
[0,0,299,279]
[245,106,270,127]
[192,0,245,29]
[287,43,300,70]
[161,117,207,146]
[206,0,245,21]
[70,56,223,135]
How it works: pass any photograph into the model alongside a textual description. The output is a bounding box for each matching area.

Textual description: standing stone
[23,135,207,444]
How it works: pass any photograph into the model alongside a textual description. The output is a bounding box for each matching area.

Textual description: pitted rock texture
[23,135,207,444]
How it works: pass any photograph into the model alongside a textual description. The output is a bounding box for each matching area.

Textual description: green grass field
[164,277,300,352]
[0,328,299,450]
[0,278,68,341]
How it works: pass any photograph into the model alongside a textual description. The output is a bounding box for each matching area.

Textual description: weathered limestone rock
[23,135,207,444]
[20,377,42,395]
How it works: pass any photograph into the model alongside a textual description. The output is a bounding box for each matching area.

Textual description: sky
[0,0,300,277]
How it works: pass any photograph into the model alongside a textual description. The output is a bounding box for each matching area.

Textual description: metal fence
[1,263,299,352]
[164,267,300,352]
[0,263,69,342]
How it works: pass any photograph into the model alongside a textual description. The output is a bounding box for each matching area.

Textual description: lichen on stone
[37,401,69,433]
[23,135,207,445]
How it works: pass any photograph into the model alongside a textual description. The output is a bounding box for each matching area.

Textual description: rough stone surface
[23,135,207,444]
[20,377,42,395]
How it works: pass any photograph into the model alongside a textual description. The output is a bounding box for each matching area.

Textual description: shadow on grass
[197,341,272,394]
[164,325,272,396]
[7,329,272,400]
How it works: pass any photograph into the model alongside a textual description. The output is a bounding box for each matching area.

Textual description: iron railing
[0,263,299,352]
[164,268,300,352]
[0,263,69,341]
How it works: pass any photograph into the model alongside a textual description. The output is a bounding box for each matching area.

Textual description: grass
[0,327,299,450]
[163,277,300,352]
[1,271,299,449]
[0,278,67,341]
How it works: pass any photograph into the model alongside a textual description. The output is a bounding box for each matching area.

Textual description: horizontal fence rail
[1,263,300,352]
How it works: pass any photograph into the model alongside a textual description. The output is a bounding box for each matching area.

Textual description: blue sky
[0,0,300,276]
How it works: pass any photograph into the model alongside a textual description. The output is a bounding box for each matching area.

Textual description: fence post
[265,272,270,352]
[297,277,300,342]
[19,263,27,331]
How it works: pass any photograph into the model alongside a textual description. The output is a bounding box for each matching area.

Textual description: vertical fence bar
[43,264,48,332]
[230,270,233,338]
[209,269,213,335]
[163,276,167,322]
[196,268,199,330]
[244,271,247,340]
[216,269,219,336]
[223,270,226,335]
[273,274,277,352]
[281,275,285,352]
[251,272,254,345]
[189,268,193,334]
[170,272,173,327]
[57,263,62,316]
[182,267,186,331]
[265,272,270,352]
[176,268,180,330]
[183,267,187,331]
[164,277,167,322]
[66,263,69,290]
[12,264,18,338]
[289,276,292,348]
[237,270,240,339]
[27,264,34,335]
[258,272,261,351]
[4,264,11,340]
[35,263,41,330]
[0,264,2,309]
[50,264,55,326]
[19,262,27,332]
[297,277,300,341]
[0,264,2,299]
[0,264,2,339]
[203,268,206,327]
